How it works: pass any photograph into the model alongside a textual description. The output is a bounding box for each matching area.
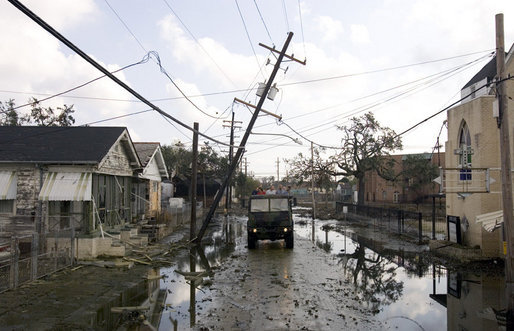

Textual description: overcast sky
[1,0,513,178]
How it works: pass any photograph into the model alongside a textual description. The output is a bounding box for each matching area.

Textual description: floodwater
[294,215,507,331]
[147,213,507,330]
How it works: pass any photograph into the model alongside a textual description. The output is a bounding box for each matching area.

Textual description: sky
[1,0,514,178]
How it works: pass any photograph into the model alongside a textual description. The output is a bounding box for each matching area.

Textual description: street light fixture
[251,132,303,145]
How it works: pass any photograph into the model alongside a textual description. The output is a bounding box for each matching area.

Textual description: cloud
[0,0,134,127]
[350,24,370,44]
[315,16,344,42]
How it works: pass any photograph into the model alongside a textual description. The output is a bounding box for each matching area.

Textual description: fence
[336,202,447,244]
[0,227,75,293]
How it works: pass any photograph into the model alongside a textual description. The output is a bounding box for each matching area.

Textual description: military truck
[247,195,294,249]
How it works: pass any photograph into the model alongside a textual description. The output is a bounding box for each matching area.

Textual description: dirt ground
[193,234,382,331]
[0,229,190,330]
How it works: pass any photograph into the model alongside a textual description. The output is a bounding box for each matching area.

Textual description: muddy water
[158,216,242,330]
[152,213,507,330]
[295,215,507,331]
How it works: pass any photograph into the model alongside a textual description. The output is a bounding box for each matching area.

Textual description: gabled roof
[134,142,160,167]
[133,142,169,179]
[0,126,137,164]
[462,55,498,90]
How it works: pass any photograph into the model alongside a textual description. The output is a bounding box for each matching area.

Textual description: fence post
[418,212,423,244]
[397,210,402,234]
[432,196,436,240]
[70,227,75,266]
[54,230,58,272]
[10,236,19,289]
[31,233,38,281]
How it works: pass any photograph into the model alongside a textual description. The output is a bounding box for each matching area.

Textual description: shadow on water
[294,214,508,331]
[157,215,245,330]
[90,268,166,330]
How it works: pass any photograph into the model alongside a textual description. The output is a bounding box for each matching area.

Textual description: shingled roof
[133,142,160,167]
[0,126,131,164]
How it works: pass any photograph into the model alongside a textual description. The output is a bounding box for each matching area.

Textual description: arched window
[458,121,473,180]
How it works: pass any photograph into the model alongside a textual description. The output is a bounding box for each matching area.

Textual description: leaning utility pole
[496,13,514,324]
[195,32,305,242]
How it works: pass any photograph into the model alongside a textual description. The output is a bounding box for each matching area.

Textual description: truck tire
[248,233,256,249]
[285,232,294,249]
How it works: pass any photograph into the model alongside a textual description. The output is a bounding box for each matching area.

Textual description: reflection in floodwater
[294,215,507,331]
[158,215,243,330]
[96,268,168,330]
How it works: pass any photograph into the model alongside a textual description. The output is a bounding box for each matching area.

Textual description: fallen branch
[124,257,151,265]
[111,305,150,313]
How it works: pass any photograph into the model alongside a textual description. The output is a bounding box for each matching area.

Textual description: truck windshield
[270,199,289,211]
[250,199,269,212]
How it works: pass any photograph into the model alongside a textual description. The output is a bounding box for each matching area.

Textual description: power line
[253,0,274,45]
[1,50,494,106]
[234,0,266,80]
[103,1,225,121]
[161,0,237,87]
[6,0,234,148]
[297,0,306,58]
[281,0,290,32]
[103,0,146,53]
[280,50,494,87]
[10,52,153,111]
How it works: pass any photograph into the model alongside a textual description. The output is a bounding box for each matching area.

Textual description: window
[458,121,472,180]
[270,199,289,211]
[250,199,268,212]
[0,200,14,214]
[382,191,387,200]
[393,191,400,203]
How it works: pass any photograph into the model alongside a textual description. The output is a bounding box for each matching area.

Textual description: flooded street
[0,211,507,330]
[155,211,507,331]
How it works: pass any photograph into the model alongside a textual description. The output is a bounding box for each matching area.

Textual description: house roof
[133,142,169,179]
[134,142,160,167]
[462,55,498,90]
[0,126,134,164]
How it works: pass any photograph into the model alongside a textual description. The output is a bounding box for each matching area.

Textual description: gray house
[0,126,141,236]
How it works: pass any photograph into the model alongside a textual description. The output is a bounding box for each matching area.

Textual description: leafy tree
[0,98,75,126]
[331,112,402,205]
[234,172,261,198]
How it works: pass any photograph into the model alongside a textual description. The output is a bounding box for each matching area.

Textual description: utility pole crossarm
[259,43,307,65]
[234,98,282,120]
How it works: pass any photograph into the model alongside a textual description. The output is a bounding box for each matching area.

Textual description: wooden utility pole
[195,32,304,243]
[311,141,316,219]
[496,13,514,323]
[190,122,199,241]
[223,112,240,211]
[276,157,280,182]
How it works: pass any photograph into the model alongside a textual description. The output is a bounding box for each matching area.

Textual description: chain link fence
[0,215,75,293]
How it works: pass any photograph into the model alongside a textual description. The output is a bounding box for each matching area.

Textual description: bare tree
[331,112,402,205]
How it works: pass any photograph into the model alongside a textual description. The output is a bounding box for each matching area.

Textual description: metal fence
[0,228,75,293]
[336,202,447,244]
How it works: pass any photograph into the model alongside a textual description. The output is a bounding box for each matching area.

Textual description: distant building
[444,45,514,258]
[363,152,444,204]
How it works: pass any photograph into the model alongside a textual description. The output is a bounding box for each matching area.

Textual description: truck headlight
[284,228,288,232]
[252,228,257,233]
